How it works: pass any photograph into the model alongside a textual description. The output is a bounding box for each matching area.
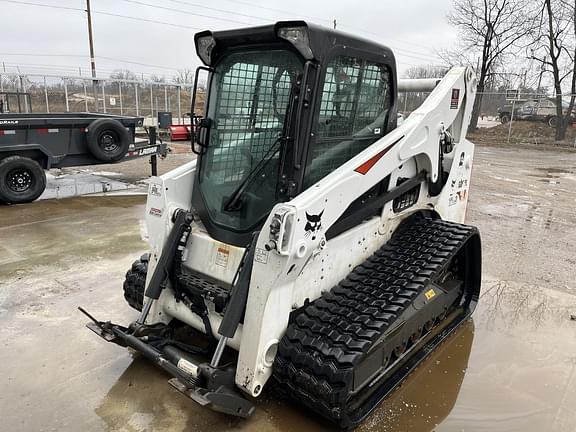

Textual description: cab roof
[194,20,396,67]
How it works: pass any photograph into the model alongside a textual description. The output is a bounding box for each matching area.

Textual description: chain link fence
[1,72,574,145]
[399,90,576,146]
[0,72,205,126]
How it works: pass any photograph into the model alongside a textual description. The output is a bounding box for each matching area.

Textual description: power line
[117,0,255,27]
[0,0,443,66]
[0,0,81,11]
[0,53,189,72]
[0,61,169,78]
[0,0,203,30]
[218,0,332,24]
[215,0,441,55]
[0,52,87,58]
[95,10,203,30]
[163,0,269,24]
[1,0,442,58]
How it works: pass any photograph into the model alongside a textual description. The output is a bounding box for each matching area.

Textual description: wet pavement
[1,144,576,431]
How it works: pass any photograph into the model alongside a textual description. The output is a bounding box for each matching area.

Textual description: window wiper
[222,136,283,212]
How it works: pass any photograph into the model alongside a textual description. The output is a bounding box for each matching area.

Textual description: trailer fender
[0,144,56,169]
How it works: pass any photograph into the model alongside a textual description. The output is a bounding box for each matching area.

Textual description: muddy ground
[468,121,576,147]
[1,144,576,431]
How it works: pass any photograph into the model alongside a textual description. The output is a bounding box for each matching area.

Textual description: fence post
[101,82,107,113]
[150,84,154,118]
[164,85,168,111]
[83,82,89,112]
[118,81,123,115]
[506,98,516,145]
[19,75,29,113]
[177,85,182,125]
[64,79,70,112]
[135,83,139,116]
[43,76,49,113]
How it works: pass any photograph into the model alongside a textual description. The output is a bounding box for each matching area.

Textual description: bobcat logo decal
[305,210,324,240]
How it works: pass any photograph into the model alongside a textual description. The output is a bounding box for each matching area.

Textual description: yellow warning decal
[425,289,436,300]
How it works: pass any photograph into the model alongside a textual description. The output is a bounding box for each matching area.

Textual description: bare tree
[530,0,575,141]
[109,69,139,81]
[404,65,449,79]
[150,74,166,84]
[443,0,537,131]
[173,69,195,85]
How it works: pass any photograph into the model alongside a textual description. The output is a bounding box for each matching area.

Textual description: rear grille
[393,177,420,213]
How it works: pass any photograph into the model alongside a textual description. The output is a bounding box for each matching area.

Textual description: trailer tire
[86,119,131,162]
[500,114,510,124]
[123,253,149,312]
[547,116,559,128]
[0,156,47,204]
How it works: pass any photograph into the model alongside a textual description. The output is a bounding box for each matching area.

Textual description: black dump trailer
[0,113,167,204]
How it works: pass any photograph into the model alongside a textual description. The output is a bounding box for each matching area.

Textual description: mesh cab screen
[198,50,303,231]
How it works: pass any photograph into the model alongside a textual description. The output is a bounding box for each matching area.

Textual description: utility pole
[86,0,98,112]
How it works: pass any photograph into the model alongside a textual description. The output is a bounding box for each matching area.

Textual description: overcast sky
[0,0,458,79]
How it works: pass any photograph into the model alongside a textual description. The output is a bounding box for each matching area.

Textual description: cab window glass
[305,56,391,188]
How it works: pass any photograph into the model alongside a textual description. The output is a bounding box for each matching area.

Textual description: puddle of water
[40,172,140,200]
[535,167,574,174]
[2,185,576,431]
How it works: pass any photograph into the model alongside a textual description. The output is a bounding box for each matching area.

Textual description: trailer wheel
[0,156,47,204]
[547,116,559,128]
[123,253,149,312]
[86,119,131,162]
[500,114,510,124]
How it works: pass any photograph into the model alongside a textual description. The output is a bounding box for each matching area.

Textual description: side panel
[143,160,197,324]
[236,67,478,396]
[435,138,475,223]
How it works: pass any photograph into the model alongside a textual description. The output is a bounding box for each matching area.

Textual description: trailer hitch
[78,307,254,418]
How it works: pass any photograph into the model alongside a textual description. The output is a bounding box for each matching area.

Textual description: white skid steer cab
[82,21,482,428]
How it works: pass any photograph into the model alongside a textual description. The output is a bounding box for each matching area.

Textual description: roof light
[196,34,216,65]
[277,26,313,59]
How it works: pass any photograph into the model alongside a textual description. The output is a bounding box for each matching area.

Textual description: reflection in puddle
[480,279,570,330]
[95,321,475,432]
[359,320,474,432]
[40,172,141,200]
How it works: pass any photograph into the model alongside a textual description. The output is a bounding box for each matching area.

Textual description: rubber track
[123,253,149,312]
[273,218,477,426]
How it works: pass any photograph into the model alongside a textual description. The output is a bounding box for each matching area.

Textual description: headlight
[196,34,216,65]
[277,26,313,59]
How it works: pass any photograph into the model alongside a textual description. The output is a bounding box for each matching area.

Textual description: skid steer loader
[82,21,481,428]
